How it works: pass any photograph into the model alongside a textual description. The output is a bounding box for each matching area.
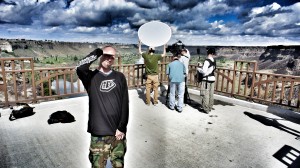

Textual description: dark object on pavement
[48,110,75,124]
[9,103,35,121]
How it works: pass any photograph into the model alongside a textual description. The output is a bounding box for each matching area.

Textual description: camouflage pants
[199,82,214,112]
[89,135,127,168]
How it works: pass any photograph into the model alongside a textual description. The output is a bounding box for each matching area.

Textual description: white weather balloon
[138,21,172,47]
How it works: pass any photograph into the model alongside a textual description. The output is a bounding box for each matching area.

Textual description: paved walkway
[0,89,300,168]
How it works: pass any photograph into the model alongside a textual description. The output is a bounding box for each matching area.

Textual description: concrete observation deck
[0,88,300,168]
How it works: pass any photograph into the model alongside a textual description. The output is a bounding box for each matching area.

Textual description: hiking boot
[203,109,210,114]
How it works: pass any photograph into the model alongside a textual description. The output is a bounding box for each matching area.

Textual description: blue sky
[0,0,300,46]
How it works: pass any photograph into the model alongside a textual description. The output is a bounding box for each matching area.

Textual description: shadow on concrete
[214,99,234,106]
[0,142,12,168]
[137,85,236,114]
[158,84,168,105]
[189,93,234,106]
[135,87,148,105]
[244,111,300,139]
[133,87,168,168]
[158,85,206,113]
[185,93,235,113]
[266,106,300,125]
[273,145,300,168]
[135,84,168,105]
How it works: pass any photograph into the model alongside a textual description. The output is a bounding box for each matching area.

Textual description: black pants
[183,77,189,104]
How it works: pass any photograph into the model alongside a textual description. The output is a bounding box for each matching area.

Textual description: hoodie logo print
[100,80,116,92]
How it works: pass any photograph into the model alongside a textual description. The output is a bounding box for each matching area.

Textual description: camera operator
[180,48,190,75]
[138,40,166,106]
[179,48,190,104]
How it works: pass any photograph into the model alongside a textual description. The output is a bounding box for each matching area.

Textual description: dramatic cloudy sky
[0,0,300,46]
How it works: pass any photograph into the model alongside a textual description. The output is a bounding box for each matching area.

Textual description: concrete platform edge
[1,88,299,120]
[188,88,300,120]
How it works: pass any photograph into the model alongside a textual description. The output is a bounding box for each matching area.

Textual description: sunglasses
[102,54,115,60]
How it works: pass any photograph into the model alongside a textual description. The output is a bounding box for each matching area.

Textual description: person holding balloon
[138,40,166,106]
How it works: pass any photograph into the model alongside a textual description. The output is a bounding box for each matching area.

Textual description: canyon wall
[1,38,299,75]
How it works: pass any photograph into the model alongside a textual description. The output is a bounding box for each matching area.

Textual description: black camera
[166,40,185,56]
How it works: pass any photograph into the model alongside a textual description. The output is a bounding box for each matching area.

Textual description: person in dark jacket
[76,46,129,168]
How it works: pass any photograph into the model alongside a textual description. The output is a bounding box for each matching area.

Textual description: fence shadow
[244,111,300,139]
[186,92,234,112]
[273,145,300,168]
[136,87,147,104]
[266,106,300,125]
[214,99,234,106]
[135,84,170,106]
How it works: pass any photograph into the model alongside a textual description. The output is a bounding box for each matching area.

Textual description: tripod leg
[166,84,170,104]
[184,84,191,104]
[187,90,191,104]
[184,88,187,104]
[183,77,190,104]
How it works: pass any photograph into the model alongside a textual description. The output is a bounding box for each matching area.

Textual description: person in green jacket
[138,40,166,106]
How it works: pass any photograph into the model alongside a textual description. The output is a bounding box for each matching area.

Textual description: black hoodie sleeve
[117,74,129,133]
[76,48,103,90]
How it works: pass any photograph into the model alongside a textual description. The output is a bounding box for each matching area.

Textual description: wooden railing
[1,57,299,110]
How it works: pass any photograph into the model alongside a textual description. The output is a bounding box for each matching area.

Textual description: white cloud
[123,28,132,34]
[210,20,232,34]
[0,4,14,13]
[44,27,61,33]
[174,34,300,46]
[249,2,281,17]
[0,0,299,45]
[71,26,97,33]
[270,2,281,11]
[37,0,51,4]
[243,2,300,37]
[118,23,130,29]
[190,0,232,18]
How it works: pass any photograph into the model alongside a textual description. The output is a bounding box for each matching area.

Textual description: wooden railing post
[1,59,9,107]
[250,62,257,100]
[21,60,27,99]
[231,61,237,97]
[297,84,300,108]
[11,60,18,101]
[30,58,37,103]
[237,62,243,95]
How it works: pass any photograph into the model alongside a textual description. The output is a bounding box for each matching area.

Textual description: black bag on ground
[48,110,75,124]
[9,104,35,121]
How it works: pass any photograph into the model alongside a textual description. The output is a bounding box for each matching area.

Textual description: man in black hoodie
[76,46,129,168]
